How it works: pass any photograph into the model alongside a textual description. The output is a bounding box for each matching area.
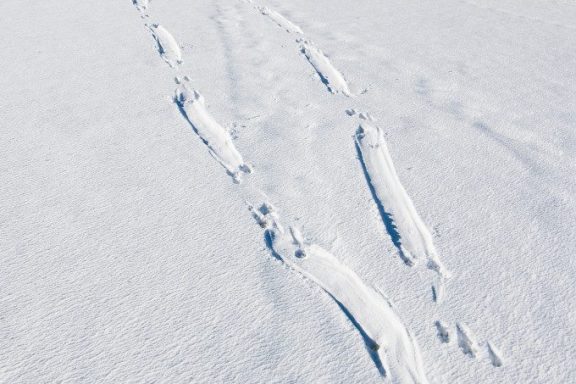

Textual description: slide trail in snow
[355,123,449,280]
[147,24,183,68]
[487,341,504,367]
[175,82,252,183]
[243,2,351,96]
[456,323,479,358]
[257,6,303,34]
[299,39,351,96]
[251,203,429,384]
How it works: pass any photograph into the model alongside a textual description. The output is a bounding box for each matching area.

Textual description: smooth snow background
[1,0,575,383]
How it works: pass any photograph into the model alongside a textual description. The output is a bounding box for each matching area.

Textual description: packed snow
[1,0,575,383]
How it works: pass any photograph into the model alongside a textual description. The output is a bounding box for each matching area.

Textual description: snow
[262,208,429,383]
[257,5,304,34]
[148,24,184,68]
[355,122,449,278]
[299,39,352,96]
[175,82,252,183]
[1,0,576,383]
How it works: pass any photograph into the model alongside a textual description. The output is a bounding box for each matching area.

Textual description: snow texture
[175,82,252,183]
[262,210,428,383]
[1,0,576,383]
[355,123,449,279]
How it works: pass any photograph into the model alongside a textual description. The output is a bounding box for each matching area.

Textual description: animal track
[132,0,149,12]
[456,323,479,358]
[175,83,252,183]
[346,109,375,121]
[253,203,430,383]
[126,0,505,378]
[431,281,445,303]
[257,6,303,34]
[244,2,351,96]
[299,39,351,96]
[355,123,449,281]
[487,342,504,367]
[434,321,450,343]
[435,321,504,368]
[148,24,183,68]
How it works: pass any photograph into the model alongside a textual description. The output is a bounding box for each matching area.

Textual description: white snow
[300,39,352,96]
[355,123,449,279]
[456,323,479,358]
[265,214,429,383]
[148,24,182,68]
[487,342,504,368]
[257,6,304,34]
[1,0,576,383]
[175,83,252,183]
[133,0,149,12]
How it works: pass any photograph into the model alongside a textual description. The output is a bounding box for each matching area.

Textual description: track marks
[434,321,450,343]
[133,0,149,12]
[257,6,303,34]
[148,24,183,68]
[355,123,449,279]
[300,39,351,96]
[431,281,445,303]
[487,342,504,367]
[346,108,375,121]
[244,2,351,96]
[254,204,429,383]
[456,323,479,358]
[436,321,505,367]
[175,83,252,183]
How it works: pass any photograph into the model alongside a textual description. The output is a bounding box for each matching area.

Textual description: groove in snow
[257,6,304,34]
[355,123,449,280]
[175,84,252,183]
[487,341,504,367]
[148,24,183,68]
[434,320,450,343]
[299,39,351,96]
[254,204,429,383]
[456,323,479,358]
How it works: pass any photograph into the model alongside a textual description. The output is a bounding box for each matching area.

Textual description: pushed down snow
[1,0,575,383]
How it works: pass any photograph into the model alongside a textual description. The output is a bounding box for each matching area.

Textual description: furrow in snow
[148,24,182,68]
[175,83,252,183]
[257,6,304,34]
[355,123,449,279]
[434,321,450,343]
[456,323,479,358]
[251,203,429,383]
[299,39,351,96]
[487,342,504,367]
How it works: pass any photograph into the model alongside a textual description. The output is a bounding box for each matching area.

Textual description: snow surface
[355,123,449,278]
[175,82,252,183]
[1,0,576,383]
[260,209,429,383]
